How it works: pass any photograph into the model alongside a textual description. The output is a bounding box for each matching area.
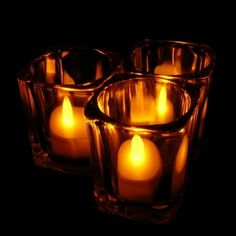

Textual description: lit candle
[171,135,188,197]
[49,96,90,159]
[155,85,174,124]
[118,134,163,202]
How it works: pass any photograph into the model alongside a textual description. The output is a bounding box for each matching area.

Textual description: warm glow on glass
[156,85,174,123]
[96,61,103,80]
[198,98,208,139]
[157,86,168,115]
[130,84,174,124]
[175,135,188,173]
[46,58,56,74]
[62,96,74,127]
[63,71,75,84]
[46,58,56,83]
[154,62,178,75]
[171,135,189,197]
[130,82,156,124]
[191,52,198,72]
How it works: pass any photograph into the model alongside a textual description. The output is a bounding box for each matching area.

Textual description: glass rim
[85,73,200,132]
[17,46,123,90]
[130,39,216,80]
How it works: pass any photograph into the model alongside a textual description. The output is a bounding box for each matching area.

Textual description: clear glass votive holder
[85,73,199,223]
[126,39,215,140]
[17,47,122,175]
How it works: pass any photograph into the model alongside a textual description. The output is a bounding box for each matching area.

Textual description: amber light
[62,96,74,127]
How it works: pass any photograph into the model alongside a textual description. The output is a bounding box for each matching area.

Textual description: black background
[8,4,233,234]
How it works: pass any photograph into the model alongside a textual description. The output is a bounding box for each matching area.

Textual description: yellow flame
[62,96,74,127]
[157,86,167,115]
[131,134,145,166]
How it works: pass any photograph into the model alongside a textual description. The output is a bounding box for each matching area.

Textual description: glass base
[32,144,91,176]
[94,188,182,224]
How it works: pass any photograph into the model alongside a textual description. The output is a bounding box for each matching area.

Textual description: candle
[117,134,163,202]
[155,85,174,124]
[171,135,188,197]
[49,95,90,159]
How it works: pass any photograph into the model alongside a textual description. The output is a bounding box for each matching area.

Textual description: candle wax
[49,96,90,159]
[118,134,163,202]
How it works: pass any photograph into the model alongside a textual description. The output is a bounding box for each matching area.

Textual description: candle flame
[131,134,145,166]
[62,96,74,127]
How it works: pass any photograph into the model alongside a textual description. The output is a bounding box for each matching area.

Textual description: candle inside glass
[49,96,90,159]
[85,74,198,223]
[118,134,163,202]
[119,83,175,202]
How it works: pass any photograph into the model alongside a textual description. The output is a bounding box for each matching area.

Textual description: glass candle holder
[17,47,122,175]
[85,73,199,223]
[126,39,215,140]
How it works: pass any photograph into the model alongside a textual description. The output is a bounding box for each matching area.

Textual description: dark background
[9,4,233,233]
